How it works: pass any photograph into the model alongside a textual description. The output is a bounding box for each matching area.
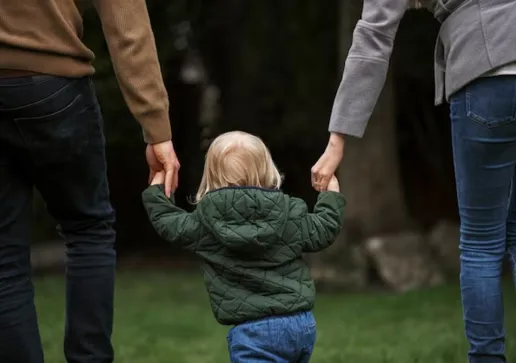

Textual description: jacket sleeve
[301,192,346,253]
[142,185,204,251]
[328,0,409,138]
[92,0,171,144]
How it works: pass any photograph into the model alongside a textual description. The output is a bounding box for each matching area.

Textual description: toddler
[142,131,346,362]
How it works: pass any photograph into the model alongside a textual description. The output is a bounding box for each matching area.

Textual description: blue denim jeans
[0,75,116,363]
[227,311,316,363]
[451,75,516,363]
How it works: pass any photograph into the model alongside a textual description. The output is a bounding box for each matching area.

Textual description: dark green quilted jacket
[142,185,346,325]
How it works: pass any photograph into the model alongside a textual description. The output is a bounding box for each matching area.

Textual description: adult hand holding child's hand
[311,133,344,191]
[146,140,181,197]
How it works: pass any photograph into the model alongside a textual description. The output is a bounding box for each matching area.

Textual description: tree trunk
[338,5,410,236]
[306,0,413,291]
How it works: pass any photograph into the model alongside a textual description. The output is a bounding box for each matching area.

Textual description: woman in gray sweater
[311,1,516,362]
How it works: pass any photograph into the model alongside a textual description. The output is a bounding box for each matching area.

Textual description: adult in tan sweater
[0,1,179,362]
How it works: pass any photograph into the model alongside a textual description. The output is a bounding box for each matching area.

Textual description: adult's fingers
[311,166,326,190]
[311,164,321,187]
[312,171,330,192]
[311,174,321,191]
[171,165,179,193]
[318,177,330,191]
[164,168,173,197]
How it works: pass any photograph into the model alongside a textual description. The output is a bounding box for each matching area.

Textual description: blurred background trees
[32,0,464,291]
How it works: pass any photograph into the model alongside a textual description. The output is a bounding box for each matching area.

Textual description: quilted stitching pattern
[142,185,346,325]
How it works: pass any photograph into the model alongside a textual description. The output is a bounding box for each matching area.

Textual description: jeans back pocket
[466,75,516,128]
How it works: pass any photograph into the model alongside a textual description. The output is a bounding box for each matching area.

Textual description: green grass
[36,271,516,363]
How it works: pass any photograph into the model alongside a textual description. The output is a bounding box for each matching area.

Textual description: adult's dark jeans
[451,75,516,363]
[0,75,116,363]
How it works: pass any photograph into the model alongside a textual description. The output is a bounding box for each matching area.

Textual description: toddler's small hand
[151,171,166,186]
[327,175,340,193]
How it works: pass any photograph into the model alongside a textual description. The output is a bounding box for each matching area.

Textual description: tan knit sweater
[0,0,171,144]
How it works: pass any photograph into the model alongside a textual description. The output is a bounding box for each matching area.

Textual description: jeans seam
[465,93,516,128]
[464,77,516,128]
[1,80,74,112]
[466,113,515,128]
[14,94,82,122]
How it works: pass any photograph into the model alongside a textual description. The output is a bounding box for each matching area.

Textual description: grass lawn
[36,270,516,363]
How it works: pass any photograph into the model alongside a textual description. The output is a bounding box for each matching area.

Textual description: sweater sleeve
[142,185,204,251]
[92,0,171,144]
[328,0,408,138]
[301,192,346,253]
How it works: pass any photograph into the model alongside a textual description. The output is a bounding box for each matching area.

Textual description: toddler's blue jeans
[227,311,316,362]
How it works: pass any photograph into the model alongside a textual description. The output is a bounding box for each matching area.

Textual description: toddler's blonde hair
[195,131,282,202]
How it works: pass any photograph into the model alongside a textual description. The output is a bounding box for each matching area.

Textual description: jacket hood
[196,187,289,252]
